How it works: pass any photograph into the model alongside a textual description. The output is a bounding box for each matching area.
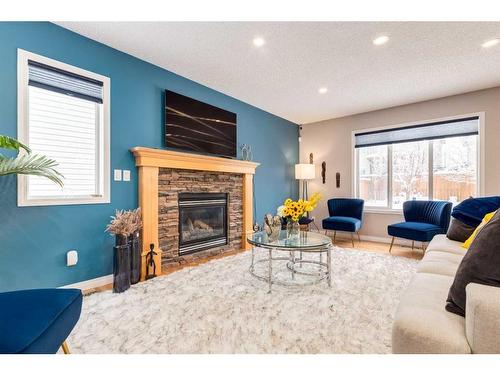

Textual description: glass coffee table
[247,231,333,293]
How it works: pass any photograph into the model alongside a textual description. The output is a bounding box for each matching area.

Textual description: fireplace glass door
[178,193,228,255]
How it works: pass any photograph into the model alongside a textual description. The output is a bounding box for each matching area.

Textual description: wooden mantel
[131,147,260,280]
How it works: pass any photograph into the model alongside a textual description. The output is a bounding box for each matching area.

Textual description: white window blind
[28,60,103,103]
[27,86,101,198]
[355,116,479,148]
[18,49,110,206]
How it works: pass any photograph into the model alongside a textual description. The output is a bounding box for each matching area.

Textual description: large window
[17,49,110,206]
[355,117,480,210]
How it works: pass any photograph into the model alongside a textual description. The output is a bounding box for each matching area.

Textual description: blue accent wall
[0,22,298,292]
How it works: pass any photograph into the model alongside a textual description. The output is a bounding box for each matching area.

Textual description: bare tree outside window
[392,141,429,208]
[357,135,477,209]
[358,145,388,207]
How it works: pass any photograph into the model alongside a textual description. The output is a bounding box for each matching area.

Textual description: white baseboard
[61,274,113,291]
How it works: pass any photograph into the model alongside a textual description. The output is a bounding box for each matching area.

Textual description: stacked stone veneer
[158,168,243,268]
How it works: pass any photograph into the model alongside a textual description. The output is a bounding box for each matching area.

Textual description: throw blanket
[452,196,500,227]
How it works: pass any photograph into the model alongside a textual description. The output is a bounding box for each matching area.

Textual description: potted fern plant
[0,134,63,185]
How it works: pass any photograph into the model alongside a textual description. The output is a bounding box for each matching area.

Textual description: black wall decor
[165,90,237,158]
[145,243,158,280]
[336,172,340,188]
[321,162,326,184]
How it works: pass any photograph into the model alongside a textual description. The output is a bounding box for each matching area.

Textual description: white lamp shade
[295,163,315,180]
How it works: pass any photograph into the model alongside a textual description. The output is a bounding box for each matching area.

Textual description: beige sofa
[392,234,500,354]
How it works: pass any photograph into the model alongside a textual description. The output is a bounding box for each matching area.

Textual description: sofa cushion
[451,196,500,228]
[446,210,500,317]
[322,216,361,232]
[0,288,82,354]
[447,218,476,243]
[417,250,464,277]
[392,273,470,354]
[388,221,444,242]
[425,234,465,256]
[462,211,497,249]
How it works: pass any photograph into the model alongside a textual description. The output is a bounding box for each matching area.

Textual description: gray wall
[300,86,500,240]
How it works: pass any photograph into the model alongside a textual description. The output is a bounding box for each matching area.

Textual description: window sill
[18,196,110,207]
[364,208,403,215]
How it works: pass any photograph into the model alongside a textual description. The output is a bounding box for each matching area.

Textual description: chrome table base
[249,244,333,293]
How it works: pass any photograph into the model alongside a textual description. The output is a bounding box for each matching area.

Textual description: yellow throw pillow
[462,211,497,249]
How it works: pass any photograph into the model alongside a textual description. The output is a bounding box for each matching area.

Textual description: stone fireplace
[131,147,259,279]
[158,170,243,267]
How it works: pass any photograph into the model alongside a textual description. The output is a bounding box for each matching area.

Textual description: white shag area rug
[70,247,417,354]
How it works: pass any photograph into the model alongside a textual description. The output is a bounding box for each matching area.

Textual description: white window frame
[17,49,110,207]
[352,112,485,214]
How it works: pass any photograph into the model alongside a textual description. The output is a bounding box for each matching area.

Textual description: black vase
[129,231,141,285]
[113,235,131,293]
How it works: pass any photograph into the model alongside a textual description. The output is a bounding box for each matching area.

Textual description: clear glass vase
[287,220,300,241]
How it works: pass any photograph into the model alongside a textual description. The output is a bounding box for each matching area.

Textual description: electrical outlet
[114,169,122,181]
[123,170,131,182]
[67,250,78,266]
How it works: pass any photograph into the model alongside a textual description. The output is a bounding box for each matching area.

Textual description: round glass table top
[247,230,332,250]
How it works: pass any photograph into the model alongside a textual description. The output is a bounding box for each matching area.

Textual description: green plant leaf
[0,153,64,187]
[0,134,31,153]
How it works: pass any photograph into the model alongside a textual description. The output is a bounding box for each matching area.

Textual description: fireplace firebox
[178,193,228,255]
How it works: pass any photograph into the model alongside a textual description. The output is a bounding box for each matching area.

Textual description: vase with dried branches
[106,208,142,292]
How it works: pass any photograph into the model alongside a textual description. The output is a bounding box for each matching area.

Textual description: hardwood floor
[82,236,422,295]
[329,236,424,261]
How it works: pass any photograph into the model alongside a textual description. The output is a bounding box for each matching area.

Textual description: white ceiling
[56,22,500,124]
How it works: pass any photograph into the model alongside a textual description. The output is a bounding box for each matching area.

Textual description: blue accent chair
[0,288,82,354]
[387,200,452,253]
[322,198,365,246]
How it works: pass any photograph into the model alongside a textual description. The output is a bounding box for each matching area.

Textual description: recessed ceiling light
[482,38,499,48]
[373,35,389,46]
[318,87,328,94]
[253,37,265,47]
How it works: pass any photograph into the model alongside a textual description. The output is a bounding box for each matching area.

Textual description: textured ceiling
[56,22,500,124]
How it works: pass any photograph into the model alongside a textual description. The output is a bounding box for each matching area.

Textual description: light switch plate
[114,169,122,181]
[123,170,131,182]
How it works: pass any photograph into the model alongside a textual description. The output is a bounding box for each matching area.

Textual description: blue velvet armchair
[322,198,364,246]
[387,200,452,252]
[0,288,82,354]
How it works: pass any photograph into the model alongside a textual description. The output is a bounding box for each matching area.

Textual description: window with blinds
[354,116,481,210]
[18,50,110,206]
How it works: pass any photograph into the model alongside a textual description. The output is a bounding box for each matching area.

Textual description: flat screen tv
[165,90,237,158]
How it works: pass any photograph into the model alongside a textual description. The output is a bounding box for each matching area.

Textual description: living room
[1,1,500,372]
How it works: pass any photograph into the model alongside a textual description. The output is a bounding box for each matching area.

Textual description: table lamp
[295,163,315,201]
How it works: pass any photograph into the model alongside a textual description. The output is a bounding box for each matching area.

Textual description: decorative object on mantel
[145,243,158,280]
[240,144,253,161]
[263,213,282,241]
[322,162,326,184]
[106,208,142,292]
[277,193,321,240]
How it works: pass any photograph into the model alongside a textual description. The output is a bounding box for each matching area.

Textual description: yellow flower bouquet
[277,192,322,223]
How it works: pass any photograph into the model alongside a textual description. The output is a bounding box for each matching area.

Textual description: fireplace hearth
[178,193,228,255]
